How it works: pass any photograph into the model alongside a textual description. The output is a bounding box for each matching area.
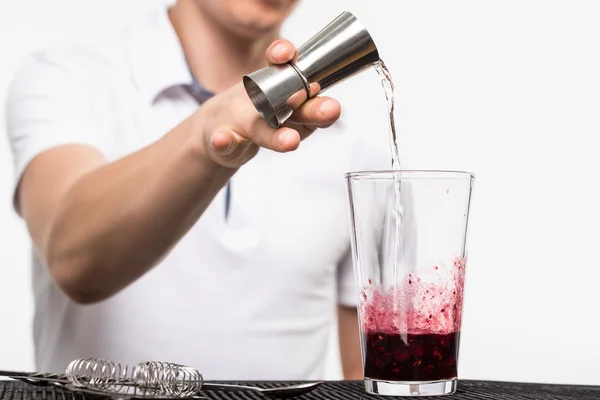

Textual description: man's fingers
[308,82,321,98]
[251,125,300,153]
[285,82,323,110]
[273,127,301,152]
[211,131,233,155]
[212,126,301,155]
[266,39,297,65]
[211,130,249,156]
[284,122,317,141]
[286,89,308,110]
[288,96,341,126]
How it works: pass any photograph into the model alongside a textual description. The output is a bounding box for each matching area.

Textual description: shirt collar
[127,3,197,103]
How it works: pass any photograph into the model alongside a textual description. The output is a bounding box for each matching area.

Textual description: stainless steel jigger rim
[243,65,306,129]
[288,62,311,98]
[243,10,379,129]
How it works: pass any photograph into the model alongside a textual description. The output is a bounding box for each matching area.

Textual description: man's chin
[233,20,282,39]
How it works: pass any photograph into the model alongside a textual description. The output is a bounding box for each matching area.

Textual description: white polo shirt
[5,4,391,378]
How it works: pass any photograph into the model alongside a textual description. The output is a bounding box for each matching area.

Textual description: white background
[1,0,600,385]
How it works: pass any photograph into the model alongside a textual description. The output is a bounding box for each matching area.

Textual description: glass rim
[345,169,476,180]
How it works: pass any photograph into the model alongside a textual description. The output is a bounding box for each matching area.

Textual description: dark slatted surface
[1,380,600,400]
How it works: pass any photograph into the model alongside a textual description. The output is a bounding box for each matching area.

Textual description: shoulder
[4,36,132,154]
[7,36,130,105]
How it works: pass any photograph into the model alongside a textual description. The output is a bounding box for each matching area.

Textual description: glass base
[364,378,457,397]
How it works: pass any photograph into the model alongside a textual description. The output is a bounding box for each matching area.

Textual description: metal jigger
[243,11,380,129]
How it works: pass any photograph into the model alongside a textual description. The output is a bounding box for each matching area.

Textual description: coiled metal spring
[65,358,203,398]
[134,361,203,397]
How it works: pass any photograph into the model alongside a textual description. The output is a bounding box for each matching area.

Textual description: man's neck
[169,0,279,94]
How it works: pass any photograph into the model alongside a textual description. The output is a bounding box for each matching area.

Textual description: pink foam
[360,257,466,335]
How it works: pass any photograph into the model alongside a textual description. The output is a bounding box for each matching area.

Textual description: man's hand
[197,39,342,169]
[11,39,339,304]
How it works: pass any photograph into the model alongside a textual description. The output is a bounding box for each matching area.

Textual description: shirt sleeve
[5,52,108,212]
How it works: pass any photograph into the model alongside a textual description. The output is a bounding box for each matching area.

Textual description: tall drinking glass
[346,170,475,396]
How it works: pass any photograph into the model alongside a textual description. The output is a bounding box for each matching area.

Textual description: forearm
[44,115,235,304]
[338,306,364,380]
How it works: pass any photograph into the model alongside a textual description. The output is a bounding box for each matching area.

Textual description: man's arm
[10,41,341,305]
[338,305,363,380]
[20,119,232,304]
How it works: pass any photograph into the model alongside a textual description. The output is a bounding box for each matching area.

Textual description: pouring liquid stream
[374,60,400,169]
[374,60,403,295]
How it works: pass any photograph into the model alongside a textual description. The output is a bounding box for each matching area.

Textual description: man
[5,0,390,379]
